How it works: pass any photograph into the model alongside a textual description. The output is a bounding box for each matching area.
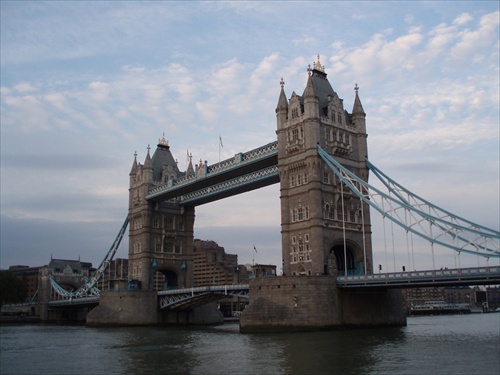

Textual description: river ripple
[1,313,499,375]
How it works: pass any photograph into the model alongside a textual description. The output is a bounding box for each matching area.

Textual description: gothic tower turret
[276,55,373,277]
[128,135,195,291]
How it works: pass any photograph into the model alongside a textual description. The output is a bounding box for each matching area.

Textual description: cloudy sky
[1,1,499,273]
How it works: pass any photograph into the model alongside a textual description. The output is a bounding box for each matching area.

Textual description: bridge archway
[329,241,361,276]
[153,269,178,291]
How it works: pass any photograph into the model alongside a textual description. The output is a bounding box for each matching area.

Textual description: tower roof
[303,55,336,110]
[151,134,180,181]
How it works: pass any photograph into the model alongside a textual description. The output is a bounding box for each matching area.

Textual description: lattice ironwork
[180,165,278,205]
[158,284,249,310]
[49,217,129,300]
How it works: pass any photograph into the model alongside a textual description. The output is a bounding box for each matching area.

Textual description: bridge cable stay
[340,176,348,275]
[49,217,129,299]
[317,146,500,260]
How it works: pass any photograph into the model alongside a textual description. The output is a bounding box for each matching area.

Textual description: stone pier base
[239,276,406,332]
[87,291,159,326]
[86,291,224,326]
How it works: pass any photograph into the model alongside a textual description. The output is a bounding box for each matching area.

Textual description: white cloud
[13,82,37,92]
[451,11,499,60]
[453,12,473,25]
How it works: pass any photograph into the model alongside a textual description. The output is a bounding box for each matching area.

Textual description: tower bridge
[41,56,499,330]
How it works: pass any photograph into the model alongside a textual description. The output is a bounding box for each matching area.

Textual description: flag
[219,135,223,148]
[253,245,257,253]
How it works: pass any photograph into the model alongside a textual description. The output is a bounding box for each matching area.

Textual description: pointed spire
[130,151,138,174]
[352,83,365,116]
[186,152,195,176]
[303,72,317,99]
[144,144,152,168]
[276,77,288,112]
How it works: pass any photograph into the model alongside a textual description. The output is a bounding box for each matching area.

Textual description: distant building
[192,239,248,286]
[8,265,41,302]
[442,286,471,306]
[403,287,443,307]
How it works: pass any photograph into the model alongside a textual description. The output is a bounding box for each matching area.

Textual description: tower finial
[158,133,169,147]
[354,83,359,93]
[313,54,325,72]
[280,77,285,89]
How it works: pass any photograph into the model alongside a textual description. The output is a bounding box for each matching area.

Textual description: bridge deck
[41,267,500,307]
[337,266,500,288]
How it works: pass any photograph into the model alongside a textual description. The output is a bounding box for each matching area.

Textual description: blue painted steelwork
[179,165,278,206]
[317,145,499,259]
[158,284,250,310]
[49,217,129,300]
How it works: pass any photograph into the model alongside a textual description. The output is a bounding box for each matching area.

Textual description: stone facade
[276,56,372,278]
[86,291,160,326]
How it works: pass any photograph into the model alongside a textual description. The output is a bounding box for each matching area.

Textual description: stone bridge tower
[128,136,195,291]
[276,56,373,277]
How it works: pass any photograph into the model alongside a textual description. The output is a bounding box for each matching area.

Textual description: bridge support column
[239,276,406,332]
[87,291,159,326]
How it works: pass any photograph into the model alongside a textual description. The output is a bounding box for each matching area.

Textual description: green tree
[0,270,28,309]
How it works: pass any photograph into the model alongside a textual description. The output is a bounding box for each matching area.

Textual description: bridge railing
[337,266,500,287]
[48,296,100,307]
[157,284,250,310]
[157,284,250,296]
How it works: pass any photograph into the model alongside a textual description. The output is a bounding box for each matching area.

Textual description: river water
[1,313,499,375]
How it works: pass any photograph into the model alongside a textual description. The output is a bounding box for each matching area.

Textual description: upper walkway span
[146,141,278,205]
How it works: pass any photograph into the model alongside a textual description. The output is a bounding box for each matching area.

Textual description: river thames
[1,313,499,375]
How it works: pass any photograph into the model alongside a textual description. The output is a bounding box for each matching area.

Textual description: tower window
[323,172,330,184]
